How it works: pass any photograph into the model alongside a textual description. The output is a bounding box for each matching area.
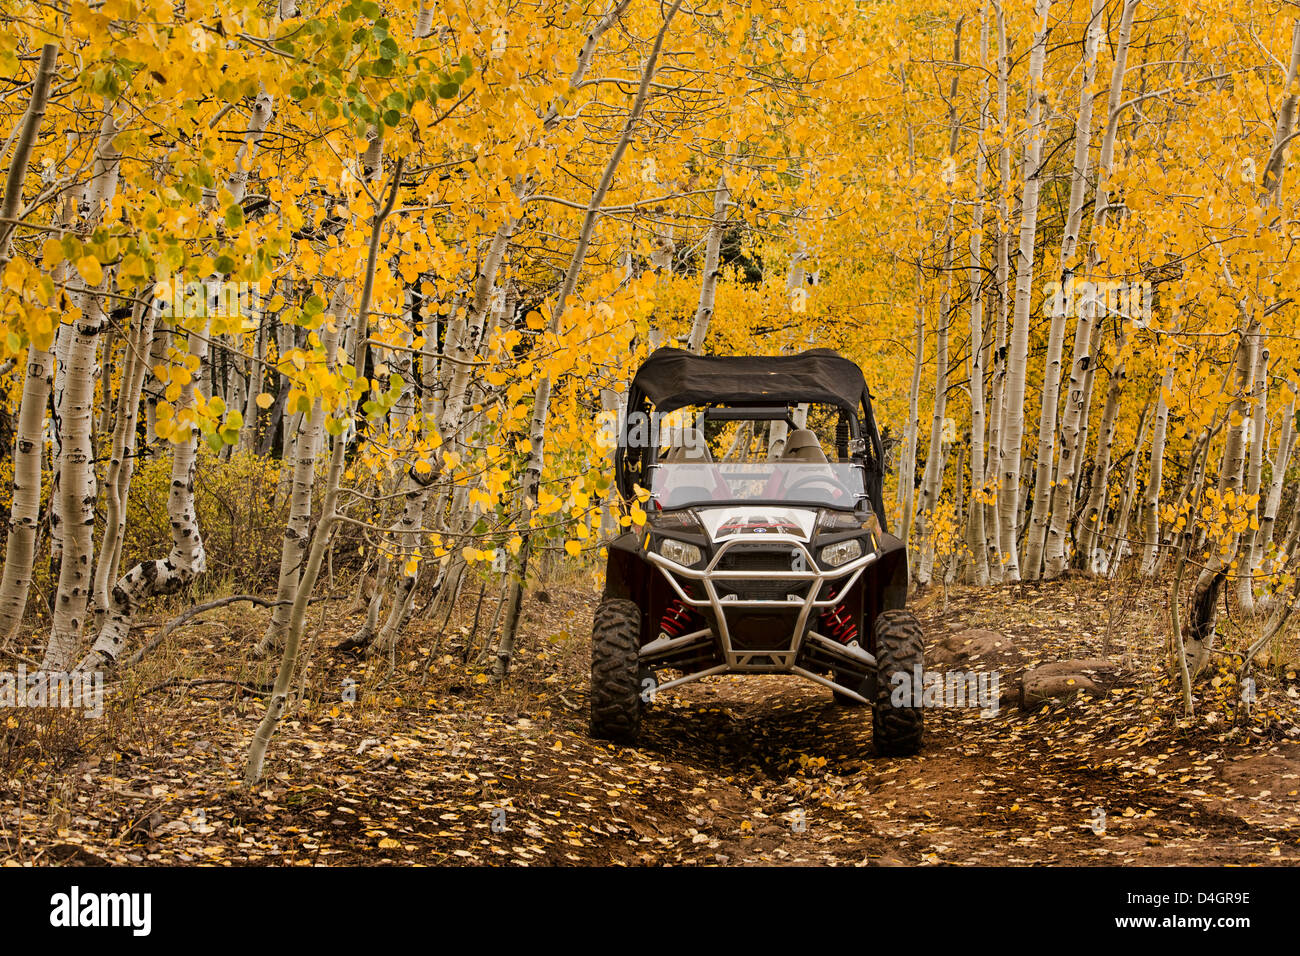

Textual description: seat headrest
[662,427,713,462]
[782,429,827,463]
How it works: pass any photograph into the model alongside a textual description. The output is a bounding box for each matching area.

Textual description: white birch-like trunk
[915,20,962,586]
[41,105,122,670]
[1075,323,1129,572]
[0,43,57,268]
[257,284,348,655]
[1237,342,1269,613]
[996,0,1051,583]
[1104,400,1152,576]
[1253,382,1296,598]
[1047,0,1138,577]
[915,244,951,587]
[984,2,1012,582]
[78,325,212,668]
[90,299,156,623]
[965,6,991,586]
[1183,326,1256,672]
[897,282,923,541]
[0,343,55,646]
[0,45,60,643]
[1139,365,1173,575]
[687,172,728,354]
[1024,0,1104,578]
[247,161,404,784]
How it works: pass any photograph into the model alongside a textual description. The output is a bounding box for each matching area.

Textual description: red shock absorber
[659,598,693,637]
[819,602,859,645]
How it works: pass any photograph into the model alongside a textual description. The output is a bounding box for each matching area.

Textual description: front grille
[715,543,798,571]
[713,544,811,602]
[716,580,811,601]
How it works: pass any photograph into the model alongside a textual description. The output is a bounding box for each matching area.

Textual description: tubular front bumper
[641,532,879,702]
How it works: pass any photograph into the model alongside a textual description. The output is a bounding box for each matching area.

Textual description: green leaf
[437,81,459,99]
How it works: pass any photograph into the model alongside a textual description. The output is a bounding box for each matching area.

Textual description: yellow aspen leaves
[74,255,102,285]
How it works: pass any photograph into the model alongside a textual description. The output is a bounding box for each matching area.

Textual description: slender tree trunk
[898,262,924,542]
[0,44,60,644]
[1027,0,1105,578]
[246,161,403,784]
[257,284,348,655]
[90,299,156,624]
[985,1,1013,581]
[1139,365,1173,575]
[1237,341,1268,613]
[0,43,57,269]
[915,252,950,587]
[41,105,122,671]
[965,5,991,585]
[687,172,728,354]
[1075,323,1130,572]
[77,323,212,669]
[1105,399,1152,575]
[1185,324,1256,674]
[1253,381,1296,602]
[916,19,963,587]
[996,0,1051,583]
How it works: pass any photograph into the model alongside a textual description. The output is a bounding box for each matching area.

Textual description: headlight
[659,538,702,566]
[820,539,862,567]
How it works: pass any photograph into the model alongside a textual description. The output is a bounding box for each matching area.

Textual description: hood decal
[696,507,817,541]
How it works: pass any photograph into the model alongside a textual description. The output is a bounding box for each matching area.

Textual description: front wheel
[872,609,925,756]
[590,599,643,744]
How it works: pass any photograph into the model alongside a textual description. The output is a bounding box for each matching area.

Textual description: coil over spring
[819,589,859,645]
[658,585,699,637]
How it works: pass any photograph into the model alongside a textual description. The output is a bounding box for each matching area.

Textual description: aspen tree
[42,105,122,671]
[0,43,59,644]
[1027,0,1105,579]
[246,160,404,784]
[965,5,990,586]
[1139,364,1173,575]
[996,0,1051,583]
[494,0,685,679]
[916,19,962,587]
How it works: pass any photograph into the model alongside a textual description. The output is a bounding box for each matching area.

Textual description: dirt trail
[4,579,1299,866]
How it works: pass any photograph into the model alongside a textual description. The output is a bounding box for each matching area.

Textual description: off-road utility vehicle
[590,347,924,755]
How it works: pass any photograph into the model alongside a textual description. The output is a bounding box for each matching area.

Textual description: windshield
[650,462,865,509]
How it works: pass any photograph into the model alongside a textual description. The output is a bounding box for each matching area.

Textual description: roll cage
[613,348,888,526]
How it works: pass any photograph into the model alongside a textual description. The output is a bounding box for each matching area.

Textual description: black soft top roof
[629,347,869,414]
